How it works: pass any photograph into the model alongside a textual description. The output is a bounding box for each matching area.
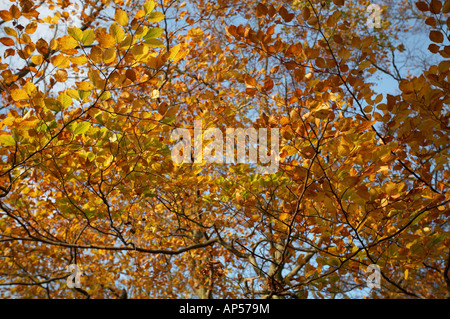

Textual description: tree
[0,0,449,299]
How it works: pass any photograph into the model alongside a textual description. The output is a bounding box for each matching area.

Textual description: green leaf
[37,120,58,132]
[57,93,72,109]
[0,134,15,146]
[427,233,448,247]
[158,144,171,155]
[161,116,175,125]
[45,97,61,112]
[68,122,91,135]
[143,27,164,40]
[144,38,165,48]
[78,90,91,100]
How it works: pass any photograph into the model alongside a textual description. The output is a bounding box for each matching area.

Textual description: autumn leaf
[147,11,165,23]
[115,9,129,26]
[0,134,15,146]
[0,0,449,302]
[0,10,13,21]
[430,30,444,43]
[68,121,91,135]
[10,88,29,101]
[0,37,14,46]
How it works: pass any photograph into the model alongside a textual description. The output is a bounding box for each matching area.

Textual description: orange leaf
[54,70,68,82]
[255,3,268,18]
[4,48,15,58]
[264,78,274,91]
[10,5,20,19]
[302,7,310,21]
[0,37,14,46]
[315,57,326,69]
[0,10,13,21]
[244,75,257,88]
[332,0,345,5]
[25,22,37,34]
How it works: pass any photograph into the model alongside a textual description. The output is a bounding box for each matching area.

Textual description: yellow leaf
[58,35,78,50]
[4,27,17,37]
[57,93,72,109]
[82,29,95,46]
[103,47,116,64]
[119,35,134,49]
[132,44,148,57]
[115,9,129,26]
[358,60,371,70]
[144,38,165,48]
[279,213,289,222]
[69,55,88,65]
[11,88,29,101]
[25,22,37,34]
[251,214,261,222]
[24,82,36,96]
[99,91,111,101]
[49,39,58,50]
[143,0,156,14]
[51,54,70,68]
[30,54,43,65]
[68,26,83,41]
[76,81,94,91]
[88,46,102,63]
[110,23,125,43]
[147,11,165,23]
[169,43,182,61]
[97,33,115,48]
[312,103,332,119]
[151,89,160,99]
[0,135,15,146]
[0,10,13,21]
[385,182,397,196]
[165,105,178,118]
[337,143,350,156]
[66,88,79,100]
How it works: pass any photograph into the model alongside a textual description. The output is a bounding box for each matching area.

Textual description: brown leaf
[430,30,444,43]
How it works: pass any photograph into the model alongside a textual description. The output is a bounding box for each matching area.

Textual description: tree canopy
[0,0,449,299]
